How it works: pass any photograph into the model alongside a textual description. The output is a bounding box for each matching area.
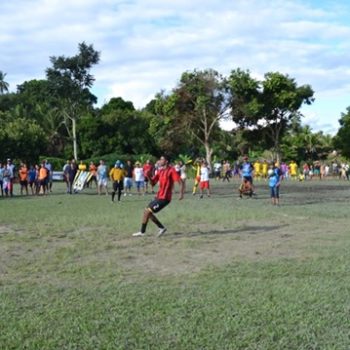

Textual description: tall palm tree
[0,71,10,94]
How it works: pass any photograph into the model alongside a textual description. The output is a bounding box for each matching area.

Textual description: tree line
[1,42,349,167]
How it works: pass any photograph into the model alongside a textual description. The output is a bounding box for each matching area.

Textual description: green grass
[1,179,350,349]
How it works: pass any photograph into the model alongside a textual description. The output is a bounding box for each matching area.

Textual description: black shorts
[20,180,28,187]
[147,198,170,213]
[113,181,124,191]
[243,176,253,184]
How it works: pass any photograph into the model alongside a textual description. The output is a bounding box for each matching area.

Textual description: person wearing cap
[133,155,184,237]
[133,161,145,196]
[109,161,126,203]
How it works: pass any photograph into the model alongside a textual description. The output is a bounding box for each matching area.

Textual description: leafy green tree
[0,117,47,163]
[334,107,350,158]
[78,97,157,158]
[0,93,17,112]
[165,69,230,166]
[260,73,314,160]
[281,125,334,162]
[229,70,314,161]
[46,42,100,160]
[16,80,68,156]
[146,92,191,158]
[0,71,9,94]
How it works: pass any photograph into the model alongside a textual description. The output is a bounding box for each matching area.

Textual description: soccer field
[1,179,350,349]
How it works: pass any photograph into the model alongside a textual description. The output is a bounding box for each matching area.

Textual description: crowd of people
[0,158,53,197]
[1,155,350,236]
[1,157,349,200]
[212,159,350,181]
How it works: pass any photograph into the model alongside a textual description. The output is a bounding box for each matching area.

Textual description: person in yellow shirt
[261,160,268,180]
[109,160,126,202]
[289,160,298,180]
[78,160,87,172]
[253,160,261,180]
[192,158,202,195]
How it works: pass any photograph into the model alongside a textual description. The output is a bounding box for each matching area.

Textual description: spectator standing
[97,159,108,195]
[143,160,154,194]
[6,159,15,196]
[19,163,29,195]
[123,160,134,196]
[134,162,145,195]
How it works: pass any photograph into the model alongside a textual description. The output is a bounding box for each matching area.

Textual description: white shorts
[98,178,108,187]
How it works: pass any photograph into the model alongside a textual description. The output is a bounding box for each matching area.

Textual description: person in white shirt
[133,162,145,195]
[213,161,222,180]
[199,160,211,198]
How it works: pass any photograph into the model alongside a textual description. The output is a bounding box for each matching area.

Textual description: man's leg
[133,200,169,237]
[117,183,123,201]
[111,182,116,202]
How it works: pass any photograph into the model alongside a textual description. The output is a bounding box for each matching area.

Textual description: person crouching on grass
[268,162,283,206]
[133,155,184,237]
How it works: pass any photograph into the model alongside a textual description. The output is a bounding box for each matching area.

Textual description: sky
[1,0,350,135]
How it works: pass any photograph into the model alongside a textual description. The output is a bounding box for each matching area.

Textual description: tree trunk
[204,141,213,171]
[72,117,78,160]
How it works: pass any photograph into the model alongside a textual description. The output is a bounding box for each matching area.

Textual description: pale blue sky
[1,0,350,134]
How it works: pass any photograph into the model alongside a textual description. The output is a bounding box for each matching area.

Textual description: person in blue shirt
[268,162,283,205]
[28,165,37,195]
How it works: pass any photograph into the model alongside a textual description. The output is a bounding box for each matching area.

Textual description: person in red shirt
[133,155,184,237]
[143,159,154,194]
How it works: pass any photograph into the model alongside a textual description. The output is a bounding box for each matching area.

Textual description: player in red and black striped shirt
[132,155,184,237]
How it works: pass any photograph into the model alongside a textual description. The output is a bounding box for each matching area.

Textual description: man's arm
[149,173,159,187]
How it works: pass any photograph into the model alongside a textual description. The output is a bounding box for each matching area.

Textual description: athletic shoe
[158,227,167,237]
[124,193,127,197]
[132,232,145,237]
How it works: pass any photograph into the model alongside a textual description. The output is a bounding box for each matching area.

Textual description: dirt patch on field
[0,225,14,235]
[106,180,350,278]
[1,179,349,284]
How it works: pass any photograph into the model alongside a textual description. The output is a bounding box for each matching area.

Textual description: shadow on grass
[172,224,288,238]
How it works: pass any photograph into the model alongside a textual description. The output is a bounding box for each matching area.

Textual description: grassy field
[1,178,350,349]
